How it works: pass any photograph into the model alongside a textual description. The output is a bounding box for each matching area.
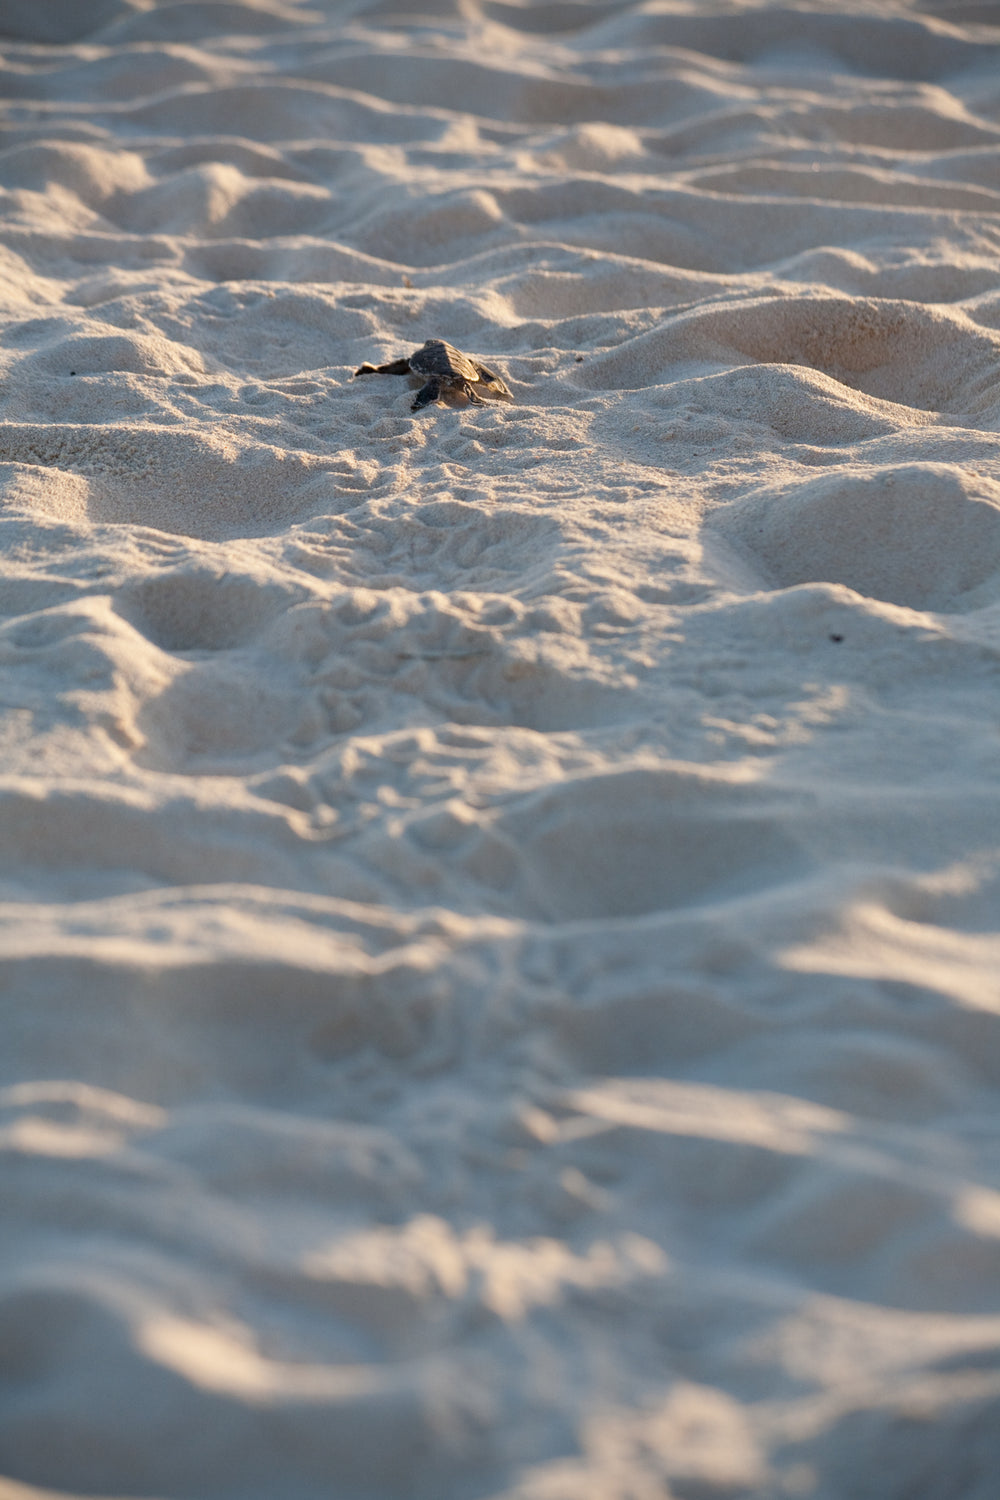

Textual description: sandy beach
[1,1,1000,1496]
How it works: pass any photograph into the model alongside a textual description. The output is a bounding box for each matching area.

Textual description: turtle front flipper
[354,357,413,377]
[412,377,442,410]
[463,382,486,405]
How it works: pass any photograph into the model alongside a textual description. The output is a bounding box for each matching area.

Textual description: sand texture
[2,1,1000,1496]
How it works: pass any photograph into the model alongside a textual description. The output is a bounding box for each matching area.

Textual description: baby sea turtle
[353,339,513,411]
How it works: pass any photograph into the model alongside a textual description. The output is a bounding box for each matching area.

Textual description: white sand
[1,1,1000,1496]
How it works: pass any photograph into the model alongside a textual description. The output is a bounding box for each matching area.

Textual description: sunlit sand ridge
[1,1,1000,1497]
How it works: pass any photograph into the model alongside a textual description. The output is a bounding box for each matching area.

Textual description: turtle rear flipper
[354,357,413,377]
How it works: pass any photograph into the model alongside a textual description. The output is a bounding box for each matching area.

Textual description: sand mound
[714,462,1000,611]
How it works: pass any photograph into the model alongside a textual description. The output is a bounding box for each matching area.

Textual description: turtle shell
[408,340,479,382]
